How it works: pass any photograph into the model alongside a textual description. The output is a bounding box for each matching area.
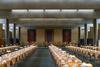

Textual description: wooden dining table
[66,46,100,60]
[49,45,93,67]
[0,45,37,67]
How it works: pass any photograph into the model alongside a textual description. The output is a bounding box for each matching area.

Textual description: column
[13,24,16,44]
[78,27,80,41]
[5,19,9,46]
[0,24,3,47]
[84,24,88,45]
[18,27,21,44]
[93,19,98,46]
[78,27,80,46]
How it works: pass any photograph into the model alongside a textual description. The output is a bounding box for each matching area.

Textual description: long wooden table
[81,46,100,51]
[49,45,92,67]
[0,45,37,67]
[66,46,100,60]
[0,46,19,52]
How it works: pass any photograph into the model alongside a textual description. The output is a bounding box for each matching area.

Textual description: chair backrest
[72,64,78,67]
[64,64,69,67]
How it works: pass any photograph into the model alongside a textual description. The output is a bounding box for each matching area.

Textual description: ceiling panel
[0,0,100,9]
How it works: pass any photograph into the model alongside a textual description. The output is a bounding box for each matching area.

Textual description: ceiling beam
[0,10,100,19]
[0,10,11,18]
[0,1,100,9]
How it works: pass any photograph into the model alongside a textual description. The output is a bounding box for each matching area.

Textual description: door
[63,29,71,43]
[28,29,36,42]
[45,29,53,43]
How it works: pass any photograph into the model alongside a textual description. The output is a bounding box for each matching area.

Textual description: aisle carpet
[16,47,56,67]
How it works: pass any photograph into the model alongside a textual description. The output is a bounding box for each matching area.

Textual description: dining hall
[0,0,100,67]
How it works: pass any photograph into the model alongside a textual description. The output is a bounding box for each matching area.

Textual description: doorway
[45,29,54,43]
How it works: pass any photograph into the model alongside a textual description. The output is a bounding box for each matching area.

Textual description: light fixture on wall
[9,24,14,32]
[0,19,6,24]
[97,19,100,24]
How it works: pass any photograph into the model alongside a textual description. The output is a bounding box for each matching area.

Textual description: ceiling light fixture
[45,9,60,13]
[62,9,77,13]
[28,9,44,13]
[78,9,94,13]
[12,9,28,13]
[19,18,83,21]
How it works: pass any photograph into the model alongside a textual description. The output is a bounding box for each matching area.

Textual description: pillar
[84,24,88,45]
[0,24,3,47]
[5,19,9,46]
[13,24,16,44]
[93,19,98,46]
[78,27,80,46]
[18,27,21,44]
[78,27,80,41]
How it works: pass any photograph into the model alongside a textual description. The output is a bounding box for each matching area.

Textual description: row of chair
[81,46,100,51]
[0,45,37,67]
[49,45,92,67]
[0,46,20,55]
[0,46,19,51]
[66,46,100,61]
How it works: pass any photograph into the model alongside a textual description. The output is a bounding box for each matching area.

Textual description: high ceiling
[0,0,100,9]
[0,0,100,28]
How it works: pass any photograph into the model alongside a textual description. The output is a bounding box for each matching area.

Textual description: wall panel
[36,28,45,43]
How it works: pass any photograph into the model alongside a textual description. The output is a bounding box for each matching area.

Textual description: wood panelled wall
[71,27,79,43]
[28,29,36,42]
[54,28,63,42]
[20,27,28,44]
[36,28,45,43]
[27,28,72,43]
